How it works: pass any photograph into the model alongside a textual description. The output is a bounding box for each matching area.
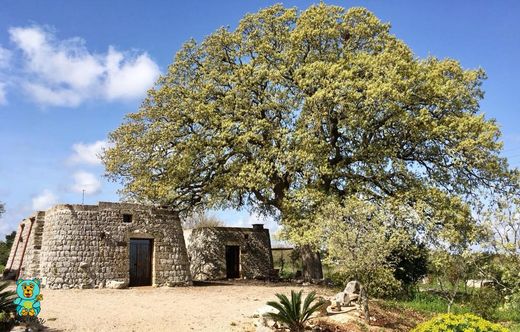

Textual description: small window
[122,214,133,223]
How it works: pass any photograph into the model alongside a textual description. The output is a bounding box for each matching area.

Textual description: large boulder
[344,280,361,295]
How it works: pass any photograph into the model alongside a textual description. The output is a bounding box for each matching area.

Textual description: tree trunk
[300,245,323,281]
[360,285,370,323]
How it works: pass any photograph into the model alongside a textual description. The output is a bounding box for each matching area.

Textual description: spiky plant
[0,281,16,330]
[266,290,324,332]
[0,281,15,314]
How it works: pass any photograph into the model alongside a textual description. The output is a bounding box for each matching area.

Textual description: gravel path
[28,282,330,332]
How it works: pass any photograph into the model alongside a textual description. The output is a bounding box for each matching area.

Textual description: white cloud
[7,25,160,107]
[24,82,83,107]
[69,140,109,165]
[104,47,158,100]
[0,46,11,68]
[71,171,102,194]
[0,82,7,105]
[0,46,10,105]
[32,189,58,211]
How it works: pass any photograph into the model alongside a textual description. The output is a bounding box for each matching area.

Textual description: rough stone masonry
[4,201,274,289]
[4,202,192,289]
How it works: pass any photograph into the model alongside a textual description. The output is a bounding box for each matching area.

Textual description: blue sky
[0,1,519,239]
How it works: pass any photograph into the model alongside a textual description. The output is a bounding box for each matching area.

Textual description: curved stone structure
[5,202,192,289]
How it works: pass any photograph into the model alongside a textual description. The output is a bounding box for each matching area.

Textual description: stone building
[184,224,274,280]
[4,202,192,289]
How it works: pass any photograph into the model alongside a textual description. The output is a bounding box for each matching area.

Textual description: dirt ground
[13,281,333,332]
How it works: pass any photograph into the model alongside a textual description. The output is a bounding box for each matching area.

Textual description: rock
[266,318,277,328]
[106,280,128,289]
[335,291,349,305]
[302,282,311,286]
[256,305,278,317]
[344,280,361,295]
[466,279,495,288]
[79,261,89,268]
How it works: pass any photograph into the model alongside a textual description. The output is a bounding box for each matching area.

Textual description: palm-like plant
[0,281,15,314]
[0,281,16,330]
[266,290,324,332]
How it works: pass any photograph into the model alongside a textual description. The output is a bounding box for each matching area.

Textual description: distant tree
[318,197,405,321]
[0,231,16,268]
[103,3,514,280]
[479,190,520,310]
[0,202,13,269]
[182,211,225,229]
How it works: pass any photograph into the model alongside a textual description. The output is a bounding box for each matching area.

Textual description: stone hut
[4,202,191,289]
[184,224,274,280]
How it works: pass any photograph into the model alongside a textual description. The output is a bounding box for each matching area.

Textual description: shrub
[412,313,508,332]
[0,281,15,314]
[390,241,429,293]
[266,290,324,332]
[469,287,503,320]
[0,281,16,331]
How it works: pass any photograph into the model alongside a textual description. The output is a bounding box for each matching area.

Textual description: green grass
[382,290,520,332]
[384,292,472,315]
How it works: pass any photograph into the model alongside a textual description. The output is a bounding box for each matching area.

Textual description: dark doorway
[225,245,240,278]
[129,239,153,286]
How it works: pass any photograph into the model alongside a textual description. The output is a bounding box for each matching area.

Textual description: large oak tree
[103,4,513,279]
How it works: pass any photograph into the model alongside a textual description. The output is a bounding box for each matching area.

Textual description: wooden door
[129,239,153,286]
[225,245,240,278]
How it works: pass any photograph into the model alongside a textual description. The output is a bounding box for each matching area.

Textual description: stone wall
[185,225,273,280]
[4,214,39,279]
[5,202,192,289]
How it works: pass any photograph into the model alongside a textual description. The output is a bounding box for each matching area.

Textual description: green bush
[412,313,508,332]
[0,281,15,331]
[469,287,504,320]
[266,290,324,332]
[0,281,15,314]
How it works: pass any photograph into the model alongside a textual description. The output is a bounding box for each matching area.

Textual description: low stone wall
[185,225,273,280]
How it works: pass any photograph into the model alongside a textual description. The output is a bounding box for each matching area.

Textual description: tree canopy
[103,4,514,252]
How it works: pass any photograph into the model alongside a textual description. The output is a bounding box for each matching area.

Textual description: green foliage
[0,282,14,313]
[470,288,504,321]
[103,3,512,255]
[391,241,429,293]
[479,192,520,315]
[272,249,301,277]
[181,211,225,229]
[386,292,470,315]
[412,313,508,332]
[0,231,16,267]
[319,197,405,299]
[266,290,324,332]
